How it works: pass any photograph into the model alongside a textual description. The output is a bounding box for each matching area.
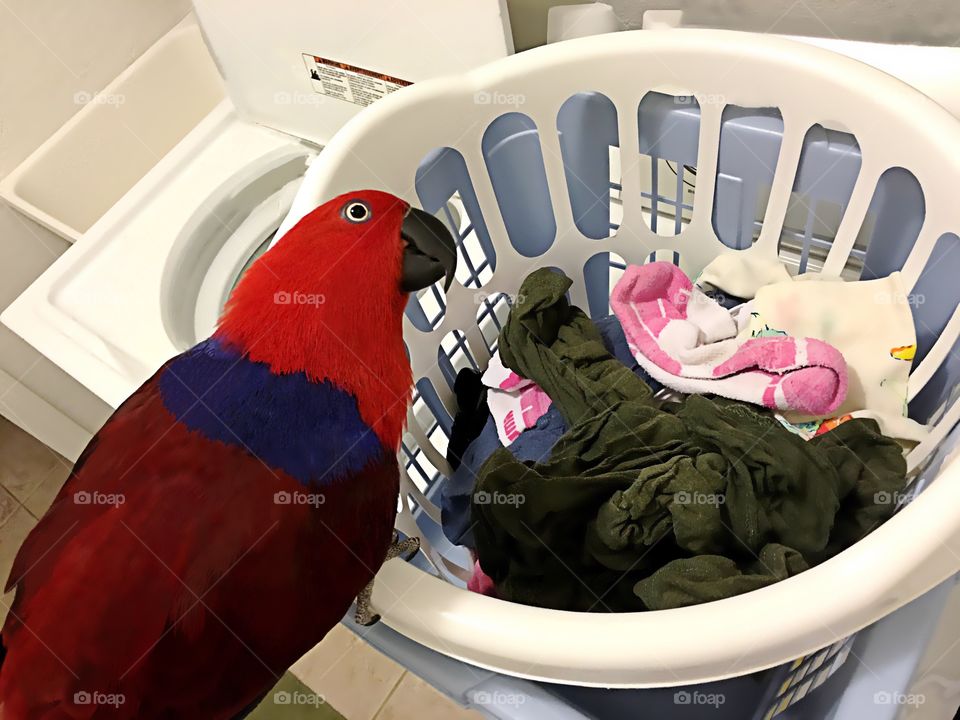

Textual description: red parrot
[0,190,457,719]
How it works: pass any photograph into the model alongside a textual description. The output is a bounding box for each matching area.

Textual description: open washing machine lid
[192,0,514,147]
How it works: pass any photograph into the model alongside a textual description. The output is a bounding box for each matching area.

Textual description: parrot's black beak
[400,208,458,293]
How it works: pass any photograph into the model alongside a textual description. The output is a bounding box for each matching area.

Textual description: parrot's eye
[342,200,372,223]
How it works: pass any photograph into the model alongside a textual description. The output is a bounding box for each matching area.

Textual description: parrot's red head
[215,189,457,449]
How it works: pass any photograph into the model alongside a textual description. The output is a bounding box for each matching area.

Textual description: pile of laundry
[441,255,923,612]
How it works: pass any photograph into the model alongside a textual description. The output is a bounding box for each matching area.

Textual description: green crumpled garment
[471,268,907,612]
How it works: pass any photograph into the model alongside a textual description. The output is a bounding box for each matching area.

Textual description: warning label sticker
[302,54,412,108]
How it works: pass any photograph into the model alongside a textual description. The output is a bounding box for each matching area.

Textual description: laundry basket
[278,29,960,689]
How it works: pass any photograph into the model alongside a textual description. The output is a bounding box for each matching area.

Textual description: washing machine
[0,1,514,417]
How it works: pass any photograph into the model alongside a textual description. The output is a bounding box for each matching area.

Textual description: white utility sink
[0,17,226,242]
[1,16,317,408]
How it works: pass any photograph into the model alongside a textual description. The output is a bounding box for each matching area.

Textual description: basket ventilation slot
[557,92,620,240]
[776,125,861,275]
[712,105,784,250]
[638,92,700,237]
[482,112,556,257]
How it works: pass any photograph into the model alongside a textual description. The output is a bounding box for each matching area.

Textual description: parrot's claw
[384,530,420,562]
[353,532,421,627]
[354,579,380,626]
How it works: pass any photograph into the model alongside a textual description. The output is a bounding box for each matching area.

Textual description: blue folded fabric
[440,314,662,548]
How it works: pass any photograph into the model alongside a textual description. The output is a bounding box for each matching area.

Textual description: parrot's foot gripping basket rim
[282,29,960,690]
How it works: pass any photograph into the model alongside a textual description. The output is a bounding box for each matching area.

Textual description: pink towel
[467,559,497,597]
[610,262,847,416]
[481,353,553,445]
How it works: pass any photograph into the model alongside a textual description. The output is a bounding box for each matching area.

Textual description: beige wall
[0,0,192,456]
[506,0,960,51]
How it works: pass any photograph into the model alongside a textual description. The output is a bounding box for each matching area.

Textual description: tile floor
[0,416,482,720]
